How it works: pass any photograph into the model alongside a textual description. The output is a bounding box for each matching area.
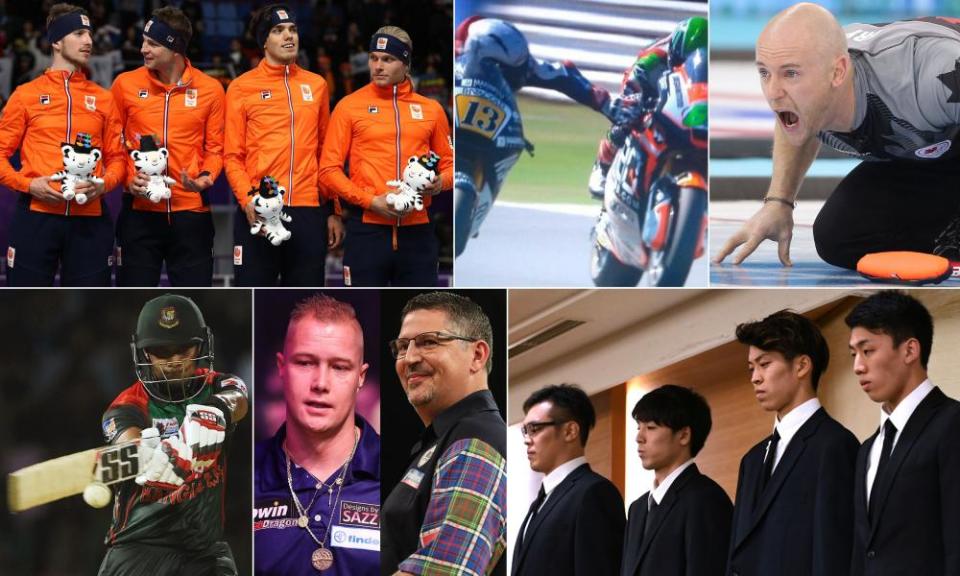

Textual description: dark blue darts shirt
[255,416,380,575]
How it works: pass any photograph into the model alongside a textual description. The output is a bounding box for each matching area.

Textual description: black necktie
[760,428,780,492]
[643,494,658,539]
[517,484,546,549]
[869,419,898,520]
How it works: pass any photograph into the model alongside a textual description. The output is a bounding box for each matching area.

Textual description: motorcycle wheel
[454,186,474,257]
[590,232,643,287]
[646,186,707,286]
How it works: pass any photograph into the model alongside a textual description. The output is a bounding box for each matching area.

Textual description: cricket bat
[7,440,140,513]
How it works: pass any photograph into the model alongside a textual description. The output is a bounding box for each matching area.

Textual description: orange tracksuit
[224,60,334,208]
[318,77,453,227]
[111,60,225,213]
[0,68,125,216]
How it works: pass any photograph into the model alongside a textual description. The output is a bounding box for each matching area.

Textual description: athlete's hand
[423,173,443,196]
[74,179,106,202]
[136,434,193,490]
[328,214,345,249]
[370,193,405,219]
[129,172,150,196]
[243,200,261,230]
[602,93,645,126]
[713,201,795,266]
[28,176,63,203]
[179,404,226,472]
[181,170,213,193]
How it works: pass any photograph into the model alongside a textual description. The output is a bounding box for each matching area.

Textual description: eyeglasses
[389,331,478,359]
[520,420,564,439]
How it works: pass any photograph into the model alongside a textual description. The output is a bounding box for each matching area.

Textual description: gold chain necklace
[285,427,360,572]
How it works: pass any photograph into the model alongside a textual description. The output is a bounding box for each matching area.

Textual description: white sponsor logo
[331,526,380,551]
[233,245,242,265]
[81,15,90,26]
[221,376,247,396]
[376,37,388,50]
[40,94,50,105]
[144,20,153,33]
[401,468,424,489]
[409,103,423,120]
[253,503,289,519]
[300,84,313,102]
[276,9,289,19]
[185,89,197,108]
[343,265,352,286]
[152,417,180,438]
[85,95,96,111]
[115,246,122,266]
[6,247,13,269]
[915,139,952,159]
[418,445,437,467]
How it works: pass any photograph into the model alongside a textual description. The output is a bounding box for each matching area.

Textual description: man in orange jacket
[224,4,344,287]
[111,6,225,287]
[0,3,125,286]
[319,27,453,287]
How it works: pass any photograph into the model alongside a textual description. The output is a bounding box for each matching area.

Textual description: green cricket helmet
[131,294,214,402]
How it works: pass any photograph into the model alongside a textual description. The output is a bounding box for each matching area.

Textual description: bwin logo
[254,504,289,519]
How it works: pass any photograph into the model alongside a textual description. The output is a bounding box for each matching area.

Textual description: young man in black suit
[728,310,859,576]
[512,384,625,576]
[846,291,960,576]
[622,384,732,576]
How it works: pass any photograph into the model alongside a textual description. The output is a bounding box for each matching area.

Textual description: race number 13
[456,94,507,139]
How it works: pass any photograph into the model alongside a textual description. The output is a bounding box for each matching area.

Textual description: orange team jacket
[0,68,125,216]
[318,77,453,227]
[111,59,225,213]
[224,60,335,209]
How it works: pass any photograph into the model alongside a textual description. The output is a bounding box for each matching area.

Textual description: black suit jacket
[621,463,732,576]
[511,463,625,576]
[851,386,960,576]
[727,407,858,576]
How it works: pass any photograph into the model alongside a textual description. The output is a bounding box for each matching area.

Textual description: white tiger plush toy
[131,135,177,203]
[51,133,104,205]
[386,151,441,213]
[249,176,292,246]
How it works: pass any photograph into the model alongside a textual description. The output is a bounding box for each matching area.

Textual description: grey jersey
[819,17,960,161]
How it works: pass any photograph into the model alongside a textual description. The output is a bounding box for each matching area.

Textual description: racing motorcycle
[453,57,529,257]
[590,46,708,286]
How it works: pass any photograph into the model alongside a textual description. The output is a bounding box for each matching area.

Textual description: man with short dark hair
[0,2,125,286]
[845,291,960,576]
[111,5,225,286]
[513,383,625,576]
[255,294,380,575]
[622,384,731,576]
[382,292,506,575]
[729,310,858,576]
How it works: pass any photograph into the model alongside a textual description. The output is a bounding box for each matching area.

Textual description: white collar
[881,379,934,433]
[650,458,695,506]
[775,397,821,442]
[543,456,588,495]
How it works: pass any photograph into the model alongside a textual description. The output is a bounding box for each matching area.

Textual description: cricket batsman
[97,294,248,575]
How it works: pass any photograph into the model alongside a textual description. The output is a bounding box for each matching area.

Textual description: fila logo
[368,105,378,114]
[254,502,289,519]
[39,94,50,105]
[261,90,272,100]
[915,140,952,159]
[376,37,388,50]
[138,89,148,99]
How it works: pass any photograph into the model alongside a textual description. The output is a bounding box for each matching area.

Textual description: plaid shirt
[398,438,506,575]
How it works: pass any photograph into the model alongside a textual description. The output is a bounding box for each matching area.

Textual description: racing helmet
[464,18,529,69]
[131,294,214,403]
[668,16,708,67]
[680,46,708,129]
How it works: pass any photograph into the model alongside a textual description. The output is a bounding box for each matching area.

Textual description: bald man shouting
[715,3,960,272]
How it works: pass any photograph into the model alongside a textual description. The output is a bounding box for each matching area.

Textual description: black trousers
[115,207,215,287]
[342,215,439,287]
[98,541,237,576]
[232,204,329,287]
[812,159,960,270]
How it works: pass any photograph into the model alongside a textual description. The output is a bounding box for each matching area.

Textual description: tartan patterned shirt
[398,438,507,575]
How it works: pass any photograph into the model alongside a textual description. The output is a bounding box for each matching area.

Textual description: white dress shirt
[770,397,822,472]
[522,456,589,541]
[866,379,934,502]
[649,458,695,508]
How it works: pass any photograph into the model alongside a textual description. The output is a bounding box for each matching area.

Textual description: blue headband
[370,33,411,64]
[256,6,296,48]
[47,11,92,43]
[144,18,187,54]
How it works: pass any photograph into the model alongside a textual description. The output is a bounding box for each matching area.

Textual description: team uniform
[254,416,380,576]
[111,60,225,286]
[381,390,506,575]
[224,59,338,286]
[0,68,125,286]
[98,370,247,576]
[811,17,960,269]
[319,77,453,286]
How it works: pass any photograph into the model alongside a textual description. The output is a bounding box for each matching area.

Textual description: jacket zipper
[163,90,172,218]
[62,71,73,216]
[283,66,295,205]
[392,84,401,250]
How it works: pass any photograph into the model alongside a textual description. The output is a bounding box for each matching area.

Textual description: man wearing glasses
[381,292,506,575]
[513,384,625,576]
